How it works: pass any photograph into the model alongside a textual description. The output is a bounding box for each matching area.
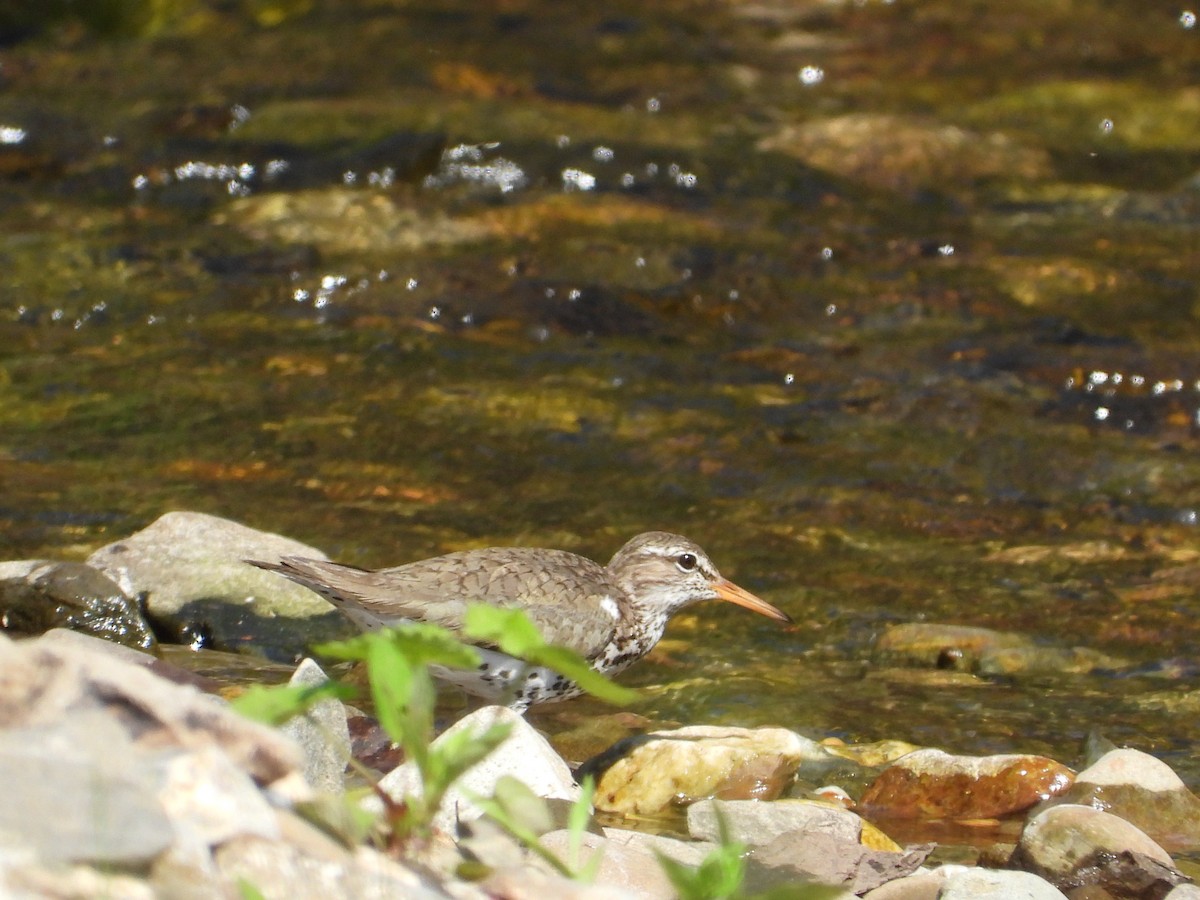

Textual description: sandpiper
[250,531,789,710]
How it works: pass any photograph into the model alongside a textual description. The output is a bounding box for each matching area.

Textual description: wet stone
[860,748,1075,820]
[0,559,155,650]
[1012,804,1187,896]
[1056,748,1200,851]
[583,725,829,818]
[280,658,351,795]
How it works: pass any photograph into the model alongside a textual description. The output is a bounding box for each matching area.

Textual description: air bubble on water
[545,287,556,299]
[1094,406,1110,421]
[593,146,614,162]
[1099,118,1114,134]
[821,247,833,260]
[784,373,795,385]
[342,170,357,185]
[798,65,825,86]
[1180,10,1196,28]
[635,257,646,268]
[428,306,441,320]
[646,97,661,112]
[406,278,419,290]
[620,173,635,187]
[825,303,837,316]
[293,289,310,302]
[728,290,740,301]
[938,244,955,256]
[556,135,571,148]
[0,125,27,144]
[561,168,596,191]
[568,289,582,301]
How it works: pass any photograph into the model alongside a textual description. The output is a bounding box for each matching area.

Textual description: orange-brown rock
[860,749,1074,820]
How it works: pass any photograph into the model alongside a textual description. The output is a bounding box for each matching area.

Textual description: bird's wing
[255,549,622,658]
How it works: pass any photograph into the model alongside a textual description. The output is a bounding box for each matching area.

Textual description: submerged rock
[757,113,1050,195]
[876,622,1126,676]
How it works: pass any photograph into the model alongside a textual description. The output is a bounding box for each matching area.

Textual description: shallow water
[2,0,1199,785]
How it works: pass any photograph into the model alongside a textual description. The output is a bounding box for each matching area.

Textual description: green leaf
[463,605,544,655]
[231,681,353,727]
[463,605,640,706]
[316,623,481,672]
[422,722,512,796]
[567,776,601,882]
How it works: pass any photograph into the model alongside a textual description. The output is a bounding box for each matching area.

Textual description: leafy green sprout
[233,603,636,844]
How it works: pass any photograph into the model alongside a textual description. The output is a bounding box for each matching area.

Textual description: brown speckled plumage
[249,531,790,711]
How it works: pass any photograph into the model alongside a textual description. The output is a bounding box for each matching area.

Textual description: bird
[249,531,790,711]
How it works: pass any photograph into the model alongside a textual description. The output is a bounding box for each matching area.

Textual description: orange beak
[713,579,792,624]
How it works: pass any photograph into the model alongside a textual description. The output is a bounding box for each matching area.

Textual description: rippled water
[2,0,1199,784]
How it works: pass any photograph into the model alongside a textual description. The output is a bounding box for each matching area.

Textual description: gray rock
[1,862,156,899]
[1166,886,1200,900]
[0,710,172,865]
[0,559,155,649]
[939,867,1068,900]
[0,630,304,791]
[280,658,350,794]
[533,828,719,900]
[1013,803,1188,895]
[860,870,946,900]
[375,705,579,835]
[215,837,459,900]
[1053,748,1200,846]
[687,797,862,846]
[743,830,932,895]
[86,511,353,658]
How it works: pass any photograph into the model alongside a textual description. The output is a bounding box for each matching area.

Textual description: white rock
[375,706,578,835]
[280,658,350,794]
[687,797,863,846]
[1076,748,1187,792]
[940,867,1068,900]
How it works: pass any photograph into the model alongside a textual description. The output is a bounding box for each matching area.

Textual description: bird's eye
[676,553,698,572]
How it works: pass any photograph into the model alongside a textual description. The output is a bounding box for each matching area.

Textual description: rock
[938,867,1068,899]
[375,706,579,835]
[0,630,304,791]
[860,748,1074,819]
[1056,748,1200,849]
[742,830,932,896]
[0,709,173,866]
[535,829,706,900]
[1012,804,1188,896]
[860,870,946,900]
[1,863,157,899]
[687,797,865,847]
[1166,886,1200,900]
[584,725,828,817]
[86,511,353,659]
[214,838,460,900]
[756,113,1050,195]
[875,623,1126,676]
[280,658,351,794]
[480,863,639,900]
[222,188,494,254]
[0,559,155,649]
